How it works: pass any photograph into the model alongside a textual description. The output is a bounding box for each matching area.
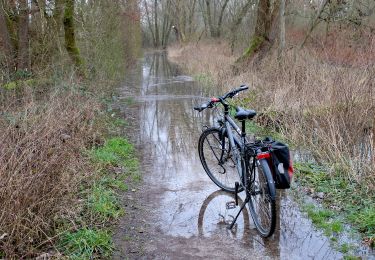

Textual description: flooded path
[113,52,344,259]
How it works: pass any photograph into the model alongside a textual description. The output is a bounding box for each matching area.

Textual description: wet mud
[113,52,348,259]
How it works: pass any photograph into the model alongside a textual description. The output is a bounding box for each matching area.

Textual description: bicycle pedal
[226,201,236,209]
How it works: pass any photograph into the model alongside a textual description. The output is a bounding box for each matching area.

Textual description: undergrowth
[58,135,140,259]
[295,162,375,248]
[58,228,113,259]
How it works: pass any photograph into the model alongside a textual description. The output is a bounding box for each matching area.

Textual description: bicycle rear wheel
[248,158,276,237]
[198,127,243,193]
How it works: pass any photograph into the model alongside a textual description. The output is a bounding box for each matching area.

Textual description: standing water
[114,52,345,259]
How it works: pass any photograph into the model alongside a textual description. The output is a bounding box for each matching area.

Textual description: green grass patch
[343,255,361,260]
[99,176,128,191]
[88,183,124,220]
[58,228,113,259]
[302,204,342,236]
[347,207,375,236]
[295,161,375,242]
[90,137,140,177]
[339,243,353,254]
[91,137,134,165]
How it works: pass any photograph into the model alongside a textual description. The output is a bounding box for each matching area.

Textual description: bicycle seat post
[241,120,246,137]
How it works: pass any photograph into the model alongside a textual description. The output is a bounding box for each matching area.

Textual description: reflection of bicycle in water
[197,190,251,240]
[197,190,281,259]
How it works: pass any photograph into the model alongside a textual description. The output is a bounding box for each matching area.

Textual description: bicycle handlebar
[194,85,249,112]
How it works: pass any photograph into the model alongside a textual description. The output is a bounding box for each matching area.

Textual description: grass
[295,162,375,247]
[58,228,113,259]
[88,183,124,221]
[302,204,343,236]
[58,135,140,258]
[90,137,141,181]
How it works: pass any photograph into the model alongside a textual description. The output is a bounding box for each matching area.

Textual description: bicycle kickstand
[227,195,249,230]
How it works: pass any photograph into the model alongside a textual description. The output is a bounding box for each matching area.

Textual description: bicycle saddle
[235,107,256,120]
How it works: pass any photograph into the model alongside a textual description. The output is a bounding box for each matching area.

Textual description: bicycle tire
[198,127,244,193]
[247,158,276,237]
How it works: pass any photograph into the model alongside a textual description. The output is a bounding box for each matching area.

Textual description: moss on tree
[236,36,264,63]
[63,0,85,74]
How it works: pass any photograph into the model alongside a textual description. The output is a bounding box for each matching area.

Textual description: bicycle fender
[259,159,276,200]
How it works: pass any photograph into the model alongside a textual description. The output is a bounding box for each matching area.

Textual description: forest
[0,0,374,258]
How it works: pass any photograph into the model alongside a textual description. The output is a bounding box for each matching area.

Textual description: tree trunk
[144,0,156,46]
[240,0,280,61]
[17,0,30,71]
[278,0,286,59]
[187,0,197,35]
[63,0,84,72]
[154,0,160,47]
[205,0,215,37]
[229,0,254,54]
[216,0,229,37]
[0,1,15,70]
[300,0,329,48]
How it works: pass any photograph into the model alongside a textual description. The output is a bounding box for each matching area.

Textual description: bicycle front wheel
[248,158,276,237]
[198,127,243,193]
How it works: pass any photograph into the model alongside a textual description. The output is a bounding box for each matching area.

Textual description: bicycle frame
[220,104,248,186]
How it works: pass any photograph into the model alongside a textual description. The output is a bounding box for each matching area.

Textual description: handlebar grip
[239,85,248,91]
[194,101,212,112]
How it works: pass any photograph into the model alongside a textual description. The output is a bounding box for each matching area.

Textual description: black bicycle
[194,85,276,237]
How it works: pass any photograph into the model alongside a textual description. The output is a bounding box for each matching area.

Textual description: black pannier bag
[268,141,293,189]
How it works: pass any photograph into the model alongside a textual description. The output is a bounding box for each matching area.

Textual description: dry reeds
[0,86,99,258]
[168,40,375,186]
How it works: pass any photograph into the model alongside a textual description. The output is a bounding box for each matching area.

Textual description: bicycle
[194,85,276,237]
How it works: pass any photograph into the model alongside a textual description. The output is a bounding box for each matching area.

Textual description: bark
[0,1,14,64]
[63,0,84,72]
[124,0,141,65]
[240,0,280,61]
[278,0,286,59]
[17,0,29,70]
[254,0,271,38]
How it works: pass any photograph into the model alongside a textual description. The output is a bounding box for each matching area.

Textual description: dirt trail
[112,52,343,259]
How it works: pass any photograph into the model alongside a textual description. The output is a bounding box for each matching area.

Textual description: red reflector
[288,158,294,179]
[211,97,220,102]
[257,152,270,160]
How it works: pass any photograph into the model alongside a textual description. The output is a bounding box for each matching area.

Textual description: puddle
[115,51,359,259]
